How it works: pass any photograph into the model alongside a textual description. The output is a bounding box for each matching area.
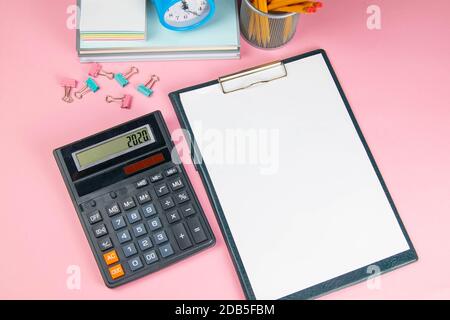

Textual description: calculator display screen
[72,125,155,171]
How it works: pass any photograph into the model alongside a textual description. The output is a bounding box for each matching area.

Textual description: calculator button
[143,250,159,264]
[142,203,157,217]
[106,203,121,217]
[169,177,184,191]
[137,237,153,251]
[147,217,162,231]
[174,191,190,204]
[172,223,193,250]
[132,223,147,237]
[117,230,132,244]
[166,210,181,224]
[103,250,119,266]
[159,243,174,258]
[111,216,126,230]
[87,210,102,224]
[93,224,108,238]
[109,191,117,199]
[135,178,149,189]
[122,197,136,210]
[98,237,113,251]
[180,203,196,217]
[109,264,125,280]
[126,210,141,224]
[161,196,175,210]
[128,257,144,271]
[122,243,138,257]
[90,200,96,207]
[149,173,163,183]
[187,217,208,244]
[136,190,151,204]
[155,183,169,197]
[164,167,178,177]
[153,230,168,244]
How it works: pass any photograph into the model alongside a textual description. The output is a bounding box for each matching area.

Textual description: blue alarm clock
[153,0,216,31]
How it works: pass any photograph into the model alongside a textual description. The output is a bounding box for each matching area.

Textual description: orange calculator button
[109,264,125,280]
[103,250,119,266]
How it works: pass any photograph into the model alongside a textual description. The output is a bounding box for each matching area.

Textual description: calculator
[54,111,215,287]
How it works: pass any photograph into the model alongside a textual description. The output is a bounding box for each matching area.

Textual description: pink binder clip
[60,78,78,103]
[88,63,114,80]
[106,95,133,109]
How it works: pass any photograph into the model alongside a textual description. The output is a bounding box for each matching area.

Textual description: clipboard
[169,49,417,300]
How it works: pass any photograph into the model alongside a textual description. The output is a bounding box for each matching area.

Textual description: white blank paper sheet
[179,53,411,300]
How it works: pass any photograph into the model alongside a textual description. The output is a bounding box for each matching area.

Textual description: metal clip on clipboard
[218,61,288,94]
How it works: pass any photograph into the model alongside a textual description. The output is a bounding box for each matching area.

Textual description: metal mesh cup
[240,0,299,49]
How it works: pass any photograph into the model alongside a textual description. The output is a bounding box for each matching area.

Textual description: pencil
[245,0,323,47]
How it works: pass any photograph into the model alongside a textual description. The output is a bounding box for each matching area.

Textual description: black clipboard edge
[169,49,418,300]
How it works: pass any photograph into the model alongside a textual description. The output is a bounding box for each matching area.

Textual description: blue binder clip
[136,75,160,97]
[115,66,139,87]
[74,77,100,99]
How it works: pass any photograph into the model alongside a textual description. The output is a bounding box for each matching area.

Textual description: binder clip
[114,66,139,87]
[88,63,114,80]
[106,95,133,109]
[218,61,287,94]
[60,78,77,103]
[136,75,160,97]
[74,77,100,99]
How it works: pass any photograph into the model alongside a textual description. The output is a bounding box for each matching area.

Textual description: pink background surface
[0,0,449,299]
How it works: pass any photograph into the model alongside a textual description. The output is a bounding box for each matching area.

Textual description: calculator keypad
[83,165,213,286]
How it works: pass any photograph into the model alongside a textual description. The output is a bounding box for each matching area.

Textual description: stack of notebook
[77,0,240,62]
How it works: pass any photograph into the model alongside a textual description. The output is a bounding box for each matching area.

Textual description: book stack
[77,0,240,62]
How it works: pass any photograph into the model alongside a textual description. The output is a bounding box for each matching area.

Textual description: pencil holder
[240,0,299,49]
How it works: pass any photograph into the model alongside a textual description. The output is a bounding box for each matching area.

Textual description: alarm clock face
[164,0,212,28]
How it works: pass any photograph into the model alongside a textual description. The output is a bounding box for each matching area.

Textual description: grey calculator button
[132,223,147,237]
[147,217,162,231]
[106,203,121,217]
[122,243,137,257]
[180,204,196,217]
[137,237,153,251]
[161,196,175,210]
[126,210,141,224]
[169,177,184,191]
[87,210,102,224]
[174,191,190,204]
[135,178,148,188]
[117,230,132,244]
[142,203,157,217]
[93,224,108,238]
[136,191,151,205]
[111,216,126,230]
[172,223,192,250]
[122,197,136,210]
[155,183,169,197]
[166,210,181,224]
[187,217,208,244]
[164,167,178,177]
[143,250,159,264]
[128,257,143,271]
[159,243,174,258]
[153,230,168,244]
[149,173,163,183]
[98,237,113,251]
